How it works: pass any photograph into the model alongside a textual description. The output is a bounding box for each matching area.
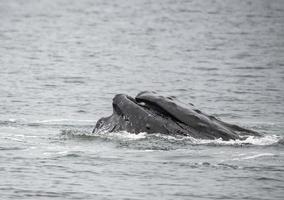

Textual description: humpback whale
[93,91,261,140]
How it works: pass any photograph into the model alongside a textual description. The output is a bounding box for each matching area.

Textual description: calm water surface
[0,0,284,199]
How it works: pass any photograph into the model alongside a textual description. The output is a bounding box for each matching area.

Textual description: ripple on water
[0,0,284,199]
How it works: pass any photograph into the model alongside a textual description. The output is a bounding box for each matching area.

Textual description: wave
[0,118,95,129]
[238,153,275,160]
[187,135,283,146]
[1,118,283,147]
[60,129,283,147]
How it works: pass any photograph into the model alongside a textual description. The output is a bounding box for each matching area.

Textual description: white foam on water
[152,133,282,146]
[193,135,282,146]
[97,131,147,140]
[63,128,282,146]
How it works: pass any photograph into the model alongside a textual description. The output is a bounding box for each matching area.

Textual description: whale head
[92,93,169,134]
[92,91,260,140]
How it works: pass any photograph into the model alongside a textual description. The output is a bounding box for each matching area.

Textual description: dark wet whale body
[93,91,261,140]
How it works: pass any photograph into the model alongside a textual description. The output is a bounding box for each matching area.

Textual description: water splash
[61,129,283,147]
[97,131,147,140]
[189,135,282,146]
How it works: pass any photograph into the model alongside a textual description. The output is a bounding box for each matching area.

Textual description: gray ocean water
[1,0,284,199]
